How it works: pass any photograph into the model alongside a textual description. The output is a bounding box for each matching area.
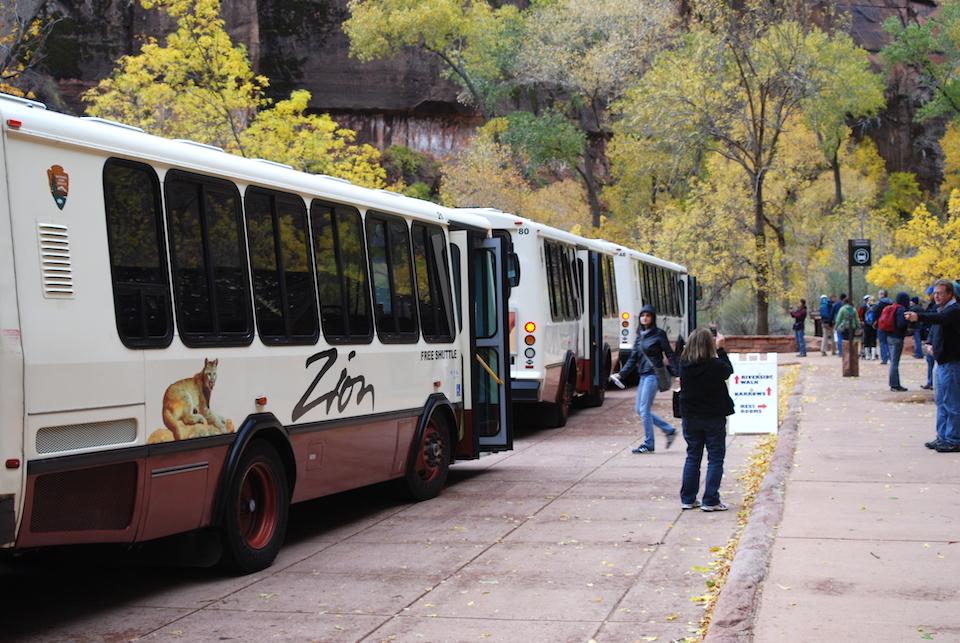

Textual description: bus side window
[608,257,619,317]
[412,222,455,342]
[544,242,561,321]
[244,187,318,345]
[103,158,173,348]
[164,170,253,346]
[310,201,373,343]
[366,212,419,343]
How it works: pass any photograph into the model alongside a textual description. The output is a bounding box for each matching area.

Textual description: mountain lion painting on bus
[46,165,69,210]
[147,358,236,443]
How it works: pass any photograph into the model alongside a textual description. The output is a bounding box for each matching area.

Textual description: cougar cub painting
[147,358,235,444]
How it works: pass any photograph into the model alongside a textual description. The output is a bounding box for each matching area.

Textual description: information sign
[727,352,778,434]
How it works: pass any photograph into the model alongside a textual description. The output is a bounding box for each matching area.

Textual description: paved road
[4,387,762,642]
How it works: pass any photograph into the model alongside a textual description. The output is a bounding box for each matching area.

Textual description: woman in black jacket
[678,328,735,511]
[612,304,677,454]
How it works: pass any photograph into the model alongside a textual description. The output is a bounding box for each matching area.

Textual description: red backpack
[877,303,901,333]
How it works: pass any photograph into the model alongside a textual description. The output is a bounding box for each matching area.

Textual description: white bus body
[599,242,691,375]
[0,94,512,571]
[457,209,621,426]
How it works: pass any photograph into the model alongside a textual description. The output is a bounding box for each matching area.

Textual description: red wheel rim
[237,461,278,550]
[415,423,444,483]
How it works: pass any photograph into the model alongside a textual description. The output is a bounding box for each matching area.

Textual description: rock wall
[30,0,950,181]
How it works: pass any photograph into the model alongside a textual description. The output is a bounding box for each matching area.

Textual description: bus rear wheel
[221,441,289,574]
[403,416,450,501]
[547,368,576,427]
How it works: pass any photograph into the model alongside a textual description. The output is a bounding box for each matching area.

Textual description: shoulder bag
[639,345,672,392]
[672,389,682,418]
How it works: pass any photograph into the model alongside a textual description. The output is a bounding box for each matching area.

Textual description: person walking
[677,328,735,512]
[875,289,893,364]
[819,294,836,356]
[612,304,677,454]
[860,295,878,360]
[790,298,807,357]
[910,296,925,358]
[905,279,960,451]
[886,292,911,391]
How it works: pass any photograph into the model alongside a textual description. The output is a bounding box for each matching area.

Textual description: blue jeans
[680,415,727,506]
[836,329,843,358]
[636,373,675,450]
[877,330,889,362]
[926,354,935,386]
[887,337,904,388]
[913,328,924,358]
[794,329,806,356]
[935,362,960,446]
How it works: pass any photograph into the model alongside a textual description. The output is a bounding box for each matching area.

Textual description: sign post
[727,352,778,434]
[848,239,871,302]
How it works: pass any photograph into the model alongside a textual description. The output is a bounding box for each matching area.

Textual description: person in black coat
[678,327,735,511]
[611,304,677,454]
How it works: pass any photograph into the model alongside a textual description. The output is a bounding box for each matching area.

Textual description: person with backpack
[905,279,960,451]
[819,294,835,356]
[880,292,911,391]
[790,298,807,357]
[861,295,878,360]
[834,295,862,375]
[921,286,937,390]
[910,296,925,358]
[832,294,848,358]
[875,289,894,364]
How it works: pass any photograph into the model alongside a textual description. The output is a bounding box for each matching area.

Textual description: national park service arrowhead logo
[46,165,69,210]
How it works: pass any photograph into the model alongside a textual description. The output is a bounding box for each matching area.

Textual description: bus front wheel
[403,416,450,501]
[220,441,289,574]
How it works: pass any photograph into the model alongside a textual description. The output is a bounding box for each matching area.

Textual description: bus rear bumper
[510,380,541,402]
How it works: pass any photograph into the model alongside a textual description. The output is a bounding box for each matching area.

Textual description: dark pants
[680,415,727,507]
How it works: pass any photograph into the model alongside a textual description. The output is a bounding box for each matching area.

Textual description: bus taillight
[523,321,536,333]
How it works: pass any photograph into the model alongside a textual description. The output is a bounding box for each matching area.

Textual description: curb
[703,365,806,643]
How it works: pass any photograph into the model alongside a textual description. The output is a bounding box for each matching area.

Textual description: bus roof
[593,238,687,273]
[456,207,597,249]
[0,93,487,230]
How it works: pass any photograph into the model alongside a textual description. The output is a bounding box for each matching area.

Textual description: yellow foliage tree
[867,192,960,291]
[85,0,383,186]
[0,1,60,97]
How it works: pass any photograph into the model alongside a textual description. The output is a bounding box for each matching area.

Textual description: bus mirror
[507,252,520,288]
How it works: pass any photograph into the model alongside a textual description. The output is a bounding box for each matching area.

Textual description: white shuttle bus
[0,93,513,572]
[600,242,693,382]
[459,209,620,427]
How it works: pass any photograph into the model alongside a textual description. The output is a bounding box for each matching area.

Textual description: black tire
[403,415,451,501]
[546,365,576,427]
[220,441,289,574]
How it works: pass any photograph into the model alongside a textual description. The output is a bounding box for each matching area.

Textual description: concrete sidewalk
[742,352,960,641]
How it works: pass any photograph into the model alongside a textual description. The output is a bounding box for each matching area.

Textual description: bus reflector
[622,321,629,328]
[255,396,267,406]
[524,335,536,346]
[6,119,21,129]
[5,458,20,469]
[524,322,536,333]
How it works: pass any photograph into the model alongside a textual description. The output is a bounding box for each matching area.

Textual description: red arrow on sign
[735,375,740,384]
[766,387,772,396]
[758,404,767,409]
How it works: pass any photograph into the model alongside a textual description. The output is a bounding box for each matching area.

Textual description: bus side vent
[37,223,74,298]
[31,462,137,532]
[36,419,137,454]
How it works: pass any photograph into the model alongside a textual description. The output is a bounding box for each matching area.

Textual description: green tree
[85,0,384,186]
[343,0,524,119]
[617,3,868,333]
[882,1,960,122]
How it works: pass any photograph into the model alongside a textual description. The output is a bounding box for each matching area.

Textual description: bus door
[586,250,603,391]
[470,235,512,453]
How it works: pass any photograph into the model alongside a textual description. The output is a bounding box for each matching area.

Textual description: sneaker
[701,502,729,512]
[681,500,701,510]
[935,442,960,453]
[881,361,888,365]
[665,431,677,449]
[891,386,908,392]
[925,439,941,449]
[632,445,654,454]
[921,383,933,390]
